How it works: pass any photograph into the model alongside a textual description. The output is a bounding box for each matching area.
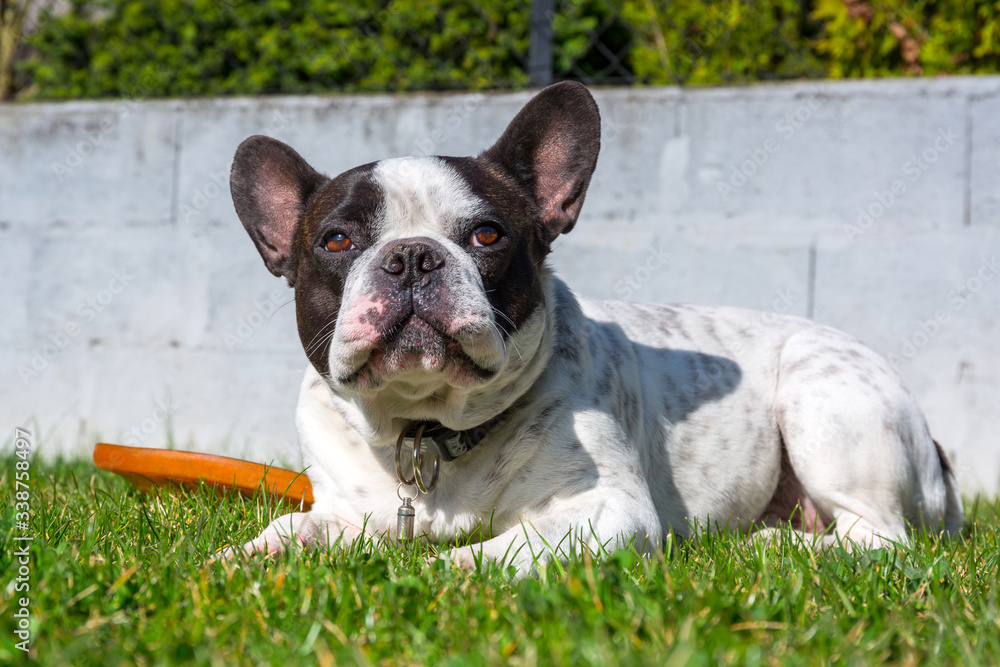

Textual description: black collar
[401,411,507,462]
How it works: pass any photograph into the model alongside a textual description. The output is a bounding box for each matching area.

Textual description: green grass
[1,456,998,666]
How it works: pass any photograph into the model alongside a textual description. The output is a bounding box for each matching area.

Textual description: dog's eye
[325,233,354,252]
[471,225,501,247]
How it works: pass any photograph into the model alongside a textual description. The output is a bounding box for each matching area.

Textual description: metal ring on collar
[411,424,440,493]
[394,424,439,493]
[394,429,415,487]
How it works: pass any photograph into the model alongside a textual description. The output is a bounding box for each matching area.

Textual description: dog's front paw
[213,535,298,562]
[211,544,247,564]
[430,546,482,572]
[212,511,313,564]
[213,510,374,564]
[211,533,300,565]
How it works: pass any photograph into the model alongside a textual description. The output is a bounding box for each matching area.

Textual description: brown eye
[325,233,353,252]
[471,225,500,247]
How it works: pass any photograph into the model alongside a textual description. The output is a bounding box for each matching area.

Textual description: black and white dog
[225,82,962,571]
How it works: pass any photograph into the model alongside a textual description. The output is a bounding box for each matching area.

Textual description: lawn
[1,455,998,665]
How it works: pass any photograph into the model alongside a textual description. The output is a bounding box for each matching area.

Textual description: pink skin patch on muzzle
[339,293,387,344]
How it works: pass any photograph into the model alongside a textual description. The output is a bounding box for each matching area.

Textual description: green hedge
[18,0,535,98]
[623,0,1000,84]
[14,0,1000,100]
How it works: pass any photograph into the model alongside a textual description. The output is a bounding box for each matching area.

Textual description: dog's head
[230,82,599,411]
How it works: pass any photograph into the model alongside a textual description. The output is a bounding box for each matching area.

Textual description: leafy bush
[623,0,1000,84]
[622,0,827,84]
[13,0,1000,100]
[810,0,1000,78]
[19,0,534,98]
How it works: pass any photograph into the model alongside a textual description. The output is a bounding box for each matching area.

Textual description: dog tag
[393,426,442,541]
[396,496,415,541]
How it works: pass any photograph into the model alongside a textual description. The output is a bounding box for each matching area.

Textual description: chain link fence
[532,0,639,87]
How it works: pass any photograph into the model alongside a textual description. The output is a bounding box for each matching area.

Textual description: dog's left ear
[482,81,601,241]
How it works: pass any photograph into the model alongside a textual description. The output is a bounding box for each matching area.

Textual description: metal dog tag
[392,424,442,541]
[396,496,415,541]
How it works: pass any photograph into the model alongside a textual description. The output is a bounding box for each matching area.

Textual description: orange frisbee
[93,442,313,510]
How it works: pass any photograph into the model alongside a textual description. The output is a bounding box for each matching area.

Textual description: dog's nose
[380,239,445,280]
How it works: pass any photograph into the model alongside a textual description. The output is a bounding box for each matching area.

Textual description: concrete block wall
[1,77,997,494]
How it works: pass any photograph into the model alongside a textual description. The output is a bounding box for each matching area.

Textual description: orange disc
[93,442,313,510]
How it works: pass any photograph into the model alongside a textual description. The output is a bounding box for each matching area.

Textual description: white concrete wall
[1,77,998,494]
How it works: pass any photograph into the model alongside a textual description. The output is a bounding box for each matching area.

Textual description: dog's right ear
[230,135,328,285]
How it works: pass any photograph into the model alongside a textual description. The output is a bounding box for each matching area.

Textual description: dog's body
[226,83,962,571]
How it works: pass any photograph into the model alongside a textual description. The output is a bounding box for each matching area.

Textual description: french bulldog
[224,82,962,572]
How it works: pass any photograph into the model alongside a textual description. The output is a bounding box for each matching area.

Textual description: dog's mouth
[336,314,501,390]
[381,315,459,372]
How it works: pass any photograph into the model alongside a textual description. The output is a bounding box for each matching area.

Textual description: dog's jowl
[224,82,962,572]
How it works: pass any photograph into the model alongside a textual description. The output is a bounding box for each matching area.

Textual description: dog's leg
[438,519,656,575]
[751,514,897,550]
[751,526,825,548]
[216,511,372,560]
[437,486,663,575]
[770,327,962,550]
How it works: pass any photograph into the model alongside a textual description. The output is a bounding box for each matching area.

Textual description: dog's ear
[230,135,328,284]
[482,81,600,240]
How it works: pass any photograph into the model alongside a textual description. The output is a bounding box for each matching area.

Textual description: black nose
[381,238,445,281]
